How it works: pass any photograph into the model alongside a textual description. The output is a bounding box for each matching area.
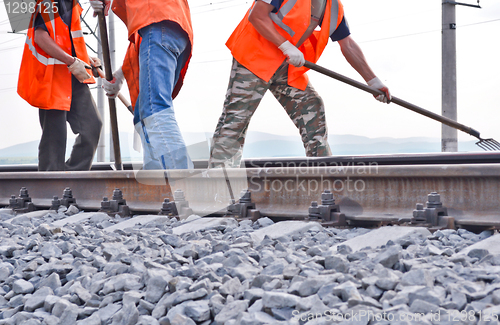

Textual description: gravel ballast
[1,207,500,325]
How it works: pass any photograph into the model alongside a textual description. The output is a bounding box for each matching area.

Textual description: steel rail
[1,164,499,228]
[1,152,500,173]
[243,152,500,167]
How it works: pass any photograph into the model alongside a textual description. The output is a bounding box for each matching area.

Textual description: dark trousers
[38,76,102,171]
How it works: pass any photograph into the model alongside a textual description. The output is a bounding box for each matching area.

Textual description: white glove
[68,57,91,83]
[103,67,124,99]
[90,0,111,16]
[278,40,305,67]
[89,57,101,69]
[367,77,391,103]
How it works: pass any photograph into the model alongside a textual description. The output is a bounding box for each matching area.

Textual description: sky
[0,0,499,154]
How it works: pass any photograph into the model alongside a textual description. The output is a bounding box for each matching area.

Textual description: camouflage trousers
[208,58,332,168]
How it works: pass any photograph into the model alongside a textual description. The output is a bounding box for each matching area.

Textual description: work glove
[89,57,101,69]
[90,0,111,16]
[68,57,91,83]
[367,77,391,103]
[278,40,305,67]
[102,66,124,99]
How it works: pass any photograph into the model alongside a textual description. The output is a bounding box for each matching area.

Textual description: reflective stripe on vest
[18,0,94,111]
[329,0,340,36]
[296,0,327,47]
[269,0,298,37]
[226,0,344,90]
[71,30,84,38]
[269,0,340,39]
[25,36,66,66]
[24,2,84,67]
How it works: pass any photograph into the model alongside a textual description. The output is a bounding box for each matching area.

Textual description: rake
[304,61,500,151]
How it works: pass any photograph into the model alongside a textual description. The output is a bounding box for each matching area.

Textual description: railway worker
[208,0,391,168]
[18,0,103,171]
[90,0,194,170]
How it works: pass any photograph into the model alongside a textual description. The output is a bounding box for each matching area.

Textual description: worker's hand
[68,57,92,83]
[90,0,111,17]
[367,77,391,103]
[89,57,101,69]
[102,67,124,98]
[278,40,305,67]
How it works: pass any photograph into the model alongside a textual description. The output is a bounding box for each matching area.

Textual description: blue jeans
[134,21,193,170]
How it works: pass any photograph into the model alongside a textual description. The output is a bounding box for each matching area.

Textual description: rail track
[1,152,499,232]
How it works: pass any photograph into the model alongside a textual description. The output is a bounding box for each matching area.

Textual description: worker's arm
[248,1,286,47]
[34,28,74,66]
[338,35,391,103]
[248,0,304,67]
[338,35,375,82]
[34,28,91,82]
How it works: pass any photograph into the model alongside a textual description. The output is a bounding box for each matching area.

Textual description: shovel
[304,61,500,151]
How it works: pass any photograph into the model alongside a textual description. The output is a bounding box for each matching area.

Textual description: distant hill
[0,131,482,165]
[241,131,481,157]
[0,140,39,157]
[0,133,142,165]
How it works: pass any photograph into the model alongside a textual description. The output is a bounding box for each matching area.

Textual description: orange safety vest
[227,0,344,90]
[18,0,95,111]
[112,0,193,110]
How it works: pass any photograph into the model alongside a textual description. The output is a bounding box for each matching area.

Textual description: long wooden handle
[304,61,481,139]
[97,11,123,170]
